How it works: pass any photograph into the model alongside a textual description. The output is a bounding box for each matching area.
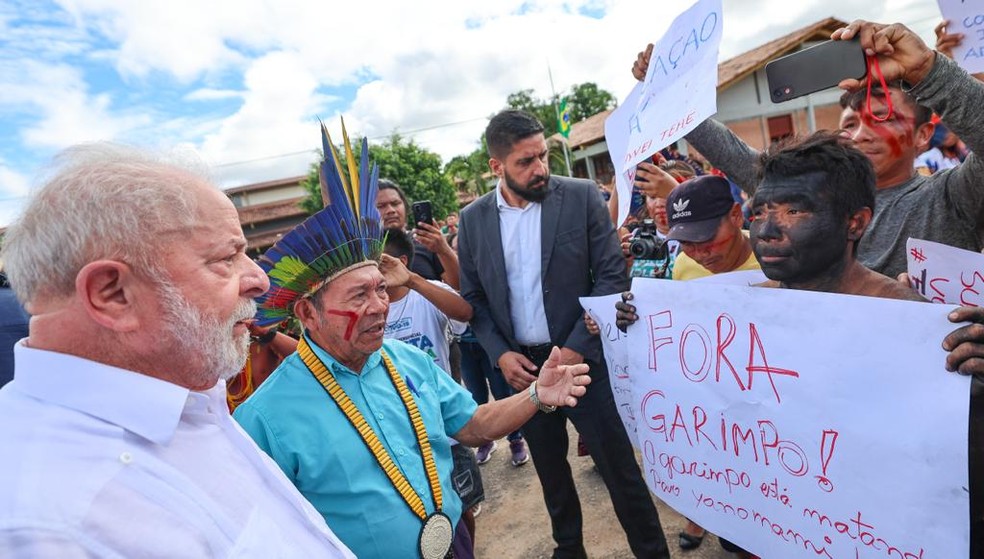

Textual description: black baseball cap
[666,175,736,243]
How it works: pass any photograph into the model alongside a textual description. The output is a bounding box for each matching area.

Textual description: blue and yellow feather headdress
[253,120,383,326]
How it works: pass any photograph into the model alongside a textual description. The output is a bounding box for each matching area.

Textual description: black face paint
[749,171,849,285]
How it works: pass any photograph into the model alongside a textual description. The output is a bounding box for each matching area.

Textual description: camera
[629,219,667,260]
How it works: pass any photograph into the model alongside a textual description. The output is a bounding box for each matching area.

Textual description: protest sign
[907,237,984,306]
[581,293,636,446]
[606,0,723,226]
[620,0,722,174]
[624,278,969,558]
[938,0,984,74]
[605,82,643,227]
[692,269,767,286]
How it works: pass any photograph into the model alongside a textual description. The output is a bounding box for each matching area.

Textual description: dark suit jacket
[457,176,628,366]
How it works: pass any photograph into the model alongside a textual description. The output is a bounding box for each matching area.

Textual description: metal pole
[547,62,573,177]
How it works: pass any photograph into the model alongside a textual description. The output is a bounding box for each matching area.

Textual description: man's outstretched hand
[535,347,591,408]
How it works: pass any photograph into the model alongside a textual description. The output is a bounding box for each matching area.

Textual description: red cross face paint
[312,265,389,370]
[838,90,921,187]
[326,310,360,341]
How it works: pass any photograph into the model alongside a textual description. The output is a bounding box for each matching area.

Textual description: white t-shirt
[385,281,466,374]
[914,147,960,174]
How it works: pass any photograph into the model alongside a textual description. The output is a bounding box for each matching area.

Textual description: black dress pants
[517,348,670,559]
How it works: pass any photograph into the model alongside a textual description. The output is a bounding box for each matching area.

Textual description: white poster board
[581,293,637,446]
[907,237,984,306]
[938,0,984,74]
[604,82,643,228]
[621,278,969,558]
[606,0,723,227]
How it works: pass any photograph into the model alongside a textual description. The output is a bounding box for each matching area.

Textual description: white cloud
[0,0,949,201]
[198,51,326,185]
[183,88,243,102]
[0,60,148,149]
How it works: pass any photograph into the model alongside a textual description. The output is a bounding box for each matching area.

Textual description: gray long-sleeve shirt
[686,55,984,278]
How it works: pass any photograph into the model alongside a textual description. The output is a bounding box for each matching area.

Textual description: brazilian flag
[558,98,572,138]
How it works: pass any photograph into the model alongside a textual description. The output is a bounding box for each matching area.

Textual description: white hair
[1,142,214,305]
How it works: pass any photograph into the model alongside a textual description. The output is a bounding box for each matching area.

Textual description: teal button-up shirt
[234,336,478,559]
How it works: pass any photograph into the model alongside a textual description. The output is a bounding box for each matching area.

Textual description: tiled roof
[224,174,307,195]
[717,17,848,90]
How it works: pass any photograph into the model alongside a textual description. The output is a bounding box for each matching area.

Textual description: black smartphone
[412,200,433,226]
[765,38,866,103]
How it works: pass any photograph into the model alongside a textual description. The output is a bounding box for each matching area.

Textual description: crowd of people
[1,16,984,559]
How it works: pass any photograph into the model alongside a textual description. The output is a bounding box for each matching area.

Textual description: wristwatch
[528,380,557,414]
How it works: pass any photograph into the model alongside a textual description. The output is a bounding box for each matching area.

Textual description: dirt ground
[473,423,742,559]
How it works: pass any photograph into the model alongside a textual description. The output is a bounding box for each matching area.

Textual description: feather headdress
[253,120,383,326]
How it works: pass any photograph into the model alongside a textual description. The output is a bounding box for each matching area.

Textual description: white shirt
[496,182,551,345]
[0,342,355,559]
[385,280,466,374]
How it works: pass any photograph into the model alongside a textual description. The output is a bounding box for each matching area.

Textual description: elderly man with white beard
[0,144,355,558]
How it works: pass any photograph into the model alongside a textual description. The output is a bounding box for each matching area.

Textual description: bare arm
[406,274,472,322]
[452,347,590,445]
[414,220,460,290]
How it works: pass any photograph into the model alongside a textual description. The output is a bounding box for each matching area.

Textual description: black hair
[838,85,932,128]
[485,109,545,160]
[758,131,875,223]
[383,226,414,267]
[377,179,409,211]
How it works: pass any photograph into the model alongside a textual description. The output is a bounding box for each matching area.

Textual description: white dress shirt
[496,182,551,345]
[0,342,355,559]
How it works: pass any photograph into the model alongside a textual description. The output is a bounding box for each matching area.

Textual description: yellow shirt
[671,231,760,281]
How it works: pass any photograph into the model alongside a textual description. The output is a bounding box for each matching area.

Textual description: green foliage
[300,133,458,221]
[444,138,492,197]
[567,82,617,122]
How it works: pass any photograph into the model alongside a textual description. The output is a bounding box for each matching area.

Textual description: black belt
[518,343,553,367]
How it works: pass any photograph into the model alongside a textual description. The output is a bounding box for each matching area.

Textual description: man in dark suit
[457,109,669,559]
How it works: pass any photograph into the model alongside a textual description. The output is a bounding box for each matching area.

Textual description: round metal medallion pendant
[418,511,453,559]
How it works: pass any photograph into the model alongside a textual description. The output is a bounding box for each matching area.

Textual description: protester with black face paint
[631,19,984,278]
[616,131,984,557]
[458,109,671,559]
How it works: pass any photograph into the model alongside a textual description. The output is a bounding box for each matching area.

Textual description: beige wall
[721,104,843,151]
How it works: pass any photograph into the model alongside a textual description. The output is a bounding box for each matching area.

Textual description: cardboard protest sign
[938,0,984,74]
[907,237,984,306]
[623,278,969,558]
[581,293,637,446]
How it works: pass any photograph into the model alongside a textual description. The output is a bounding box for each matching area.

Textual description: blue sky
[0,0,942,227]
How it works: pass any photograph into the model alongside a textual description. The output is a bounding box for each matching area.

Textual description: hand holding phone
[765,38,866,103]
[412,200,433,226]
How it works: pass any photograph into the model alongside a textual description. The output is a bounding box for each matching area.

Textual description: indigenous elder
[616,131,984,557]
[0,143,354,557]
[457,109,671,559]
[234,123,591,559]
[631,19,984,278]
